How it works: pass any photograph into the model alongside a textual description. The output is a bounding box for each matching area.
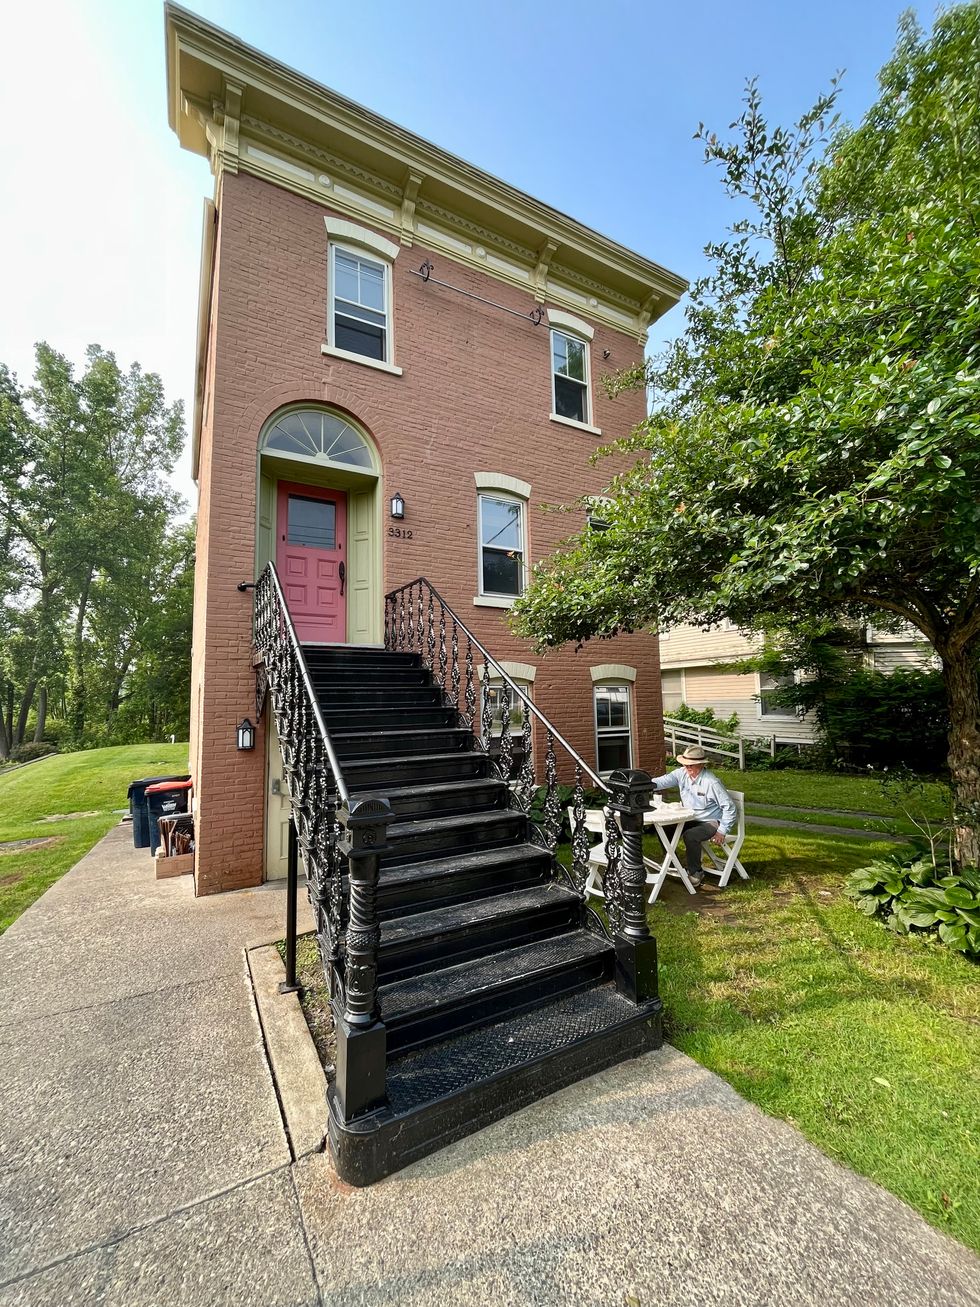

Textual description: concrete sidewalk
[2,825,979,1306]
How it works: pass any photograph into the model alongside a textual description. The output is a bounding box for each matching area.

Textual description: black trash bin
[144,780,194,856]
[127,774,190,849]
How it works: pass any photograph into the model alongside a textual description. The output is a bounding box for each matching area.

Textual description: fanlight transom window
[261,410,374,469]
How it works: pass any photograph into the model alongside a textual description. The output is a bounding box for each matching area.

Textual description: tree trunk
[0,683,11,760]
[14,679,36,747]
[67,570,94,745]
[33,686,48,742]
[940,642,980,867]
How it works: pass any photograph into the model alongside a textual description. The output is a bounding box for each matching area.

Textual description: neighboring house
[660,621,937,746]
[164,7,686,897]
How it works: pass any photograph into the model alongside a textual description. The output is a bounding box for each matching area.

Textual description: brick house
[166,5,686,897]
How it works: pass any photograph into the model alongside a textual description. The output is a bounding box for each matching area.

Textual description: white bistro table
[643,802,697,885]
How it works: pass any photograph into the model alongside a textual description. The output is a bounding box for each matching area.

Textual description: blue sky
[0,0,918,503]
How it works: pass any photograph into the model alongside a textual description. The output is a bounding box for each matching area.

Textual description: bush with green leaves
[9,741,57,763]
[666,703,739,736]
[845,856,980,960]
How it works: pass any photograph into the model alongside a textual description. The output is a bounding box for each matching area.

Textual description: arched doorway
[256,405,383,878]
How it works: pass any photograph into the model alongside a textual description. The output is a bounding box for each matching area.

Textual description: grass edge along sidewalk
[0,742,189,933]
[651,826,979,1255]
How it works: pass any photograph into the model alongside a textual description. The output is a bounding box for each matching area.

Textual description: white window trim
[590,664,637,683]
[549,412,602,436]
[546,307,595,340]
[474,471,532,500]
[323,216,400,262]
[593,681,634,777]
[756,670,799,721]
[478,661,537,683]
[326,239,397,370]
[550,327,593,429]
[476,490,526,604]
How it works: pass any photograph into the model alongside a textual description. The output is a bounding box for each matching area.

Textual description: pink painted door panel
[276,481,347,643]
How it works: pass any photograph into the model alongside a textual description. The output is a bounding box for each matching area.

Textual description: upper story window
[322,217,402,375]
[759,671,797,719]
[478,494,525,598]
[551,329,590,425]
[331,245,389,361]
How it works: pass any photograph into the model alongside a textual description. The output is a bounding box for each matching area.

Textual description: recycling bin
[127,774,190,849]
[144,779,194,855]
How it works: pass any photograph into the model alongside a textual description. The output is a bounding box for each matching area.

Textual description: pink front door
[276,482,347,643]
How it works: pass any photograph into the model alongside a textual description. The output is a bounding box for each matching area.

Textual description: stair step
[380,930,612,1053]
[343,750,492,787]
[377,882,580,981]
[309,666,432,686]
[316,686,444,709]
[303,647,421,668]
[375,842,553,917]
[322,705,457,731]
[333,727,475,758]
[355,777,509,820]
[383,981,658,1112]
[385,809,527,865]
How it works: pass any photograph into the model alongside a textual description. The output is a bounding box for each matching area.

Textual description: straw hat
[676,745,709,766]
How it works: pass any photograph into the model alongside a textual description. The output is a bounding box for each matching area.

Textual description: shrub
[845,855,980,960]
[668,703,739,736]
[9,741,57,763]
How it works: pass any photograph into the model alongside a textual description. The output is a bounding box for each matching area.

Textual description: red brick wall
[191,168,664,893]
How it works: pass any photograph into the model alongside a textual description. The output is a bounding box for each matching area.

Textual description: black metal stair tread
[379,930,609,1021]
[379,842,551,888]
[384,982,651,1114]
[380,882,577,948]
[333,727,470,742]
[387,809,521,840]
[346,750,486,771]
[352,778,505,804]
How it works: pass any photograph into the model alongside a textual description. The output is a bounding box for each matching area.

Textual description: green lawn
[712,767,948,820]
[0,743,189,933]
[650,827,980,1252]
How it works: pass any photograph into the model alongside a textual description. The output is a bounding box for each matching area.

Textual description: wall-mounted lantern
[237,717,255,751]
[390,492,405,520]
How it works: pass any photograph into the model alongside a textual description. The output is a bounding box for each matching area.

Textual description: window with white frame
[758,671,797,718]
[594,684,632,775]
[482,678,533,779]
[551,329,590,425]
[330,244,390,362]
[478,494,525,598]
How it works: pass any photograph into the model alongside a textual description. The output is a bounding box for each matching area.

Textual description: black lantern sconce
[237,717,255,751]
[390,492,405,520]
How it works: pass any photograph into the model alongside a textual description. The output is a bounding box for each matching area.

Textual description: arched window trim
[259,406,378,473]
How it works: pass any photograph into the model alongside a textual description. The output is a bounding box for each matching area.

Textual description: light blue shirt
[651,767,736,836]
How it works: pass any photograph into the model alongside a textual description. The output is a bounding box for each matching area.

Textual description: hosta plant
[845,856,980,960]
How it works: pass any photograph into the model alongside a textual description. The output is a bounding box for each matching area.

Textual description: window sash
[594,684,632,774]
[330,246,390,362]
[551,330,590,423]
[759,672,796,718]
[478,494,525,597]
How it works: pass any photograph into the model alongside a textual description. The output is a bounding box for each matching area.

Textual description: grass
[745,805,922,838]
[712,767,948,820]
[647,827,980,1252]
[0,742,189,933]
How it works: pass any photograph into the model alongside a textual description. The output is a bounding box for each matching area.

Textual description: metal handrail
[258,562,351,807]
[386,576,610,794]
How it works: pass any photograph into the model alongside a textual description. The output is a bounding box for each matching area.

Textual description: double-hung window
[594,684,632,775]
[330,245,390,362]
[478,494,525,599]
[758,671,797,719]
[551,329,590,425]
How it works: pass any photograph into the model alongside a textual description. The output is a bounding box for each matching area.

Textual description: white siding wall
[659,623,758,667]
[663,666,819,744]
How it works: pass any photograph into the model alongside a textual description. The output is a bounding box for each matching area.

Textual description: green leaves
[846,855,980,959]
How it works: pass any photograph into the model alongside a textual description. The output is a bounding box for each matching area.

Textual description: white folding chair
[568,806,689,905]
[702,789,749,887]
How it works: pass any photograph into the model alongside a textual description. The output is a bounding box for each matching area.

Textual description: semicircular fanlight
[261,409,374,469]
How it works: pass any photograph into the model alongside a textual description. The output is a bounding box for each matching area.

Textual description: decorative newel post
[334,795,394,1121]
[606,769,659,1005]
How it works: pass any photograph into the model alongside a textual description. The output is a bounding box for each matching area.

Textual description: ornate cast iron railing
[253,563,393,1119]
[384,576,656,951]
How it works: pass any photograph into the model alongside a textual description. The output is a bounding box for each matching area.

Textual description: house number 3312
[387,527,414,540]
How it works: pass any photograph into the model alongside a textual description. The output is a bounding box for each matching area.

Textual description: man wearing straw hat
[651,745,736,888]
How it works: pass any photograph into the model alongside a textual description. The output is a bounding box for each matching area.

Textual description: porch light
[390,492,405,520]
[237,717,255,751]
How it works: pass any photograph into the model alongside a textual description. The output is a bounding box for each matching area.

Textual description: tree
[0,344,185,756]
[513,7,980,862]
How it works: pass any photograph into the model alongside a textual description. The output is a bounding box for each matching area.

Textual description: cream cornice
[165,3,687,341]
